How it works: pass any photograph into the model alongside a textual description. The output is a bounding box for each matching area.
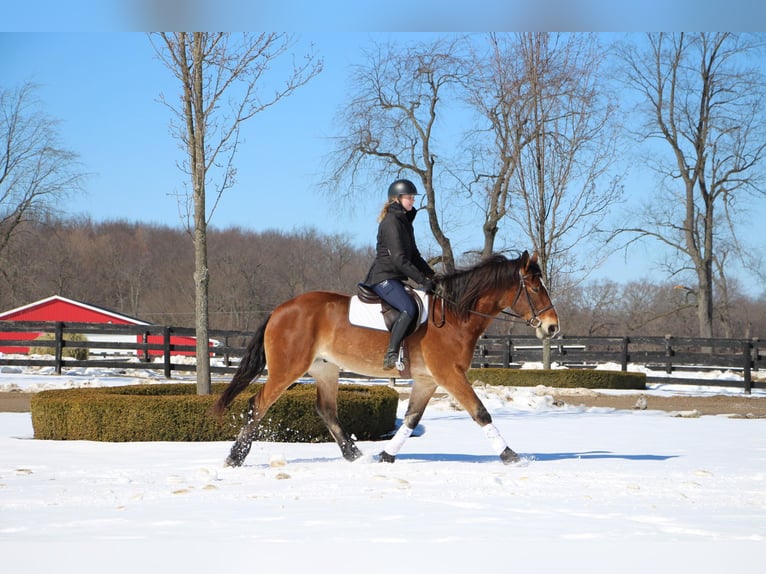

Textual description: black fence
[0,321,250,378]
[0,321,763,393]
[472,334,763,393]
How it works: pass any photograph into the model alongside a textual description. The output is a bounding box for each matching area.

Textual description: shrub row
[466,368,646,390]
[31,383,399,443]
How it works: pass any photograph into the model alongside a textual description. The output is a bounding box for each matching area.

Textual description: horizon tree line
[0,217,763,340]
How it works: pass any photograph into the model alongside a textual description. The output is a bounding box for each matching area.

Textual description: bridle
[431,270,556,329]
[503,271,556,328]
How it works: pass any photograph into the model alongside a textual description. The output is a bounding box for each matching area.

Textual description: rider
[363,178,435,370]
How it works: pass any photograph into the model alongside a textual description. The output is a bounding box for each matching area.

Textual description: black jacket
[364,202,434,286]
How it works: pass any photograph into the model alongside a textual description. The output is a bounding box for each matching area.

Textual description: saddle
[349,283,428,335]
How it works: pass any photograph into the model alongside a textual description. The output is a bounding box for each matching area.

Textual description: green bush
[30,382,399,443]
[29,332,89,361]
[466,368,646,390]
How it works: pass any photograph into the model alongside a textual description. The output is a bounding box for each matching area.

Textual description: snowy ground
[1,362,764,572]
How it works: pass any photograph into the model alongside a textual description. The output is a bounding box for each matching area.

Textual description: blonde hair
[377,199,396,223]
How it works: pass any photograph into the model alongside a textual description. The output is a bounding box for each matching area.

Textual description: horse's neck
[461,295,505,337]
[475,292,507,318]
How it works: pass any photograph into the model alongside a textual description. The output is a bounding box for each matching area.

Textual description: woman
[363,178,435,369]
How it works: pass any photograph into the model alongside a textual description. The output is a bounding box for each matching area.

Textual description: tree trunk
[194,234,211,394]
[190,33,211,395]
[697,262,714,339]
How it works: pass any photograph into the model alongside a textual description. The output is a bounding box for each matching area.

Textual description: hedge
[30,383,399,443]
[466,368,646,390]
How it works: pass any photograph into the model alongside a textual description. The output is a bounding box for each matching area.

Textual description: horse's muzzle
[534,314,560,340]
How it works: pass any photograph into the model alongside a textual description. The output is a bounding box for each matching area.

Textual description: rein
[431,271,555,328]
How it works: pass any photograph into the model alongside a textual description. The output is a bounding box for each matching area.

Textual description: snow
[1,363,765,572]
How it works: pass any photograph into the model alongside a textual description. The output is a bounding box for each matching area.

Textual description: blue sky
[1,33,392,241]
[2,31,766,296]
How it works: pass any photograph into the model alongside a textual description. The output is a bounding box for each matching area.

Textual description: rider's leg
[372,279,417,370]
[383,310,414,369]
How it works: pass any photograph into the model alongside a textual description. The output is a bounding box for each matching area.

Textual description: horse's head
[507,251,559,339]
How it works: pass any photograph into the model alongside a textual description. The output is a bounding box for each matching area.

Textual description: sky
[0,33,425,242]
[2,27,766,295]
[0,364,764,571]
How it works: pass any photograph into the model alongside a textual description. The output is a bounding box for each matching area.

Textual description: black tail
[211,315,270,417]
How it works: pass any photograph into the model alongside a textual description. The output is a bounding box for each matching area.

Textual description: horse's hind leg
[225,364,309,467]
[225,394,262,467]
[310,359,363,461]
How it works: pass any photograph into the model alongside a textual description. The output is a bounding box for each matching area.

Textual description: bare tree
[509,33,623,290]
[461,34,532,259]
[556,279,623,336]
[617,32,766,337]
[0,82,84,274]
[149,33,322,394]
[327,36,468,272]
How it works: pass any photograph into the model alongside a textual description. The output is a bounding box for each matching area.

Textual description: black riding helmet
[387,179,419,201]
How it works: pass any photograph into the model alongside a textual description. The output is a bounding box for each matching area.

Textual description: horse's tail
[211,314,271,417]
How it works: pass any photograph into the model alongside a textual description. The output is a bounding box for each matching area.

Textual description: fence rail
[0,321,763,393]
[472,334,763,393]
[0,321,250,378]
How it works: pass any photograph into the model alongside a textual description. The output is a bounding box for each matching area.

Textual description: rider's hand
[419,278,435,294]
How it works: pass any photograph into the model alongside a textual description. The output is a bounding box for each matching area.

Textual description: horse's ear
[530,252,539,265]
[520,250,530,270]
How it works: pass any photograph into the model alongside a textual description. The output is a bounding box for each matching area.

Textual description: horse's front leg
[434,368,520,464]
[474,401,520,464]
[379,376,437,463]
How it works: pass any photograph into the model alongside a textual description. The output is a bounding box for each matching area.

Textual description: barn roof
[0,295,152,325]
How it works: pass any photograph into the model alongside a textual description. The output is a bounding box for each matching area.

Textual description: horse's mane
[436,253,534,319]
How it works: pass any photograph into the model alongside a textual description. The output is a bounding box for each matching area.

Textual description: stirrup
[383,350,398,370]
[383,347,406,370]
[395,346,406,371]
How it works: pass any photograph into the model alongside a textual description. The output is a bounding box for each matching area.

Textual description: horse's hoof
[378,451,396,463]
[343,447,364,462]
[500,447,520,465]
[224,455,242,468]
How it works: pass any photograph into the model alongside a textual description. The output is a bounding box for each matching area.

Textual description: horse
[212,250,559,467]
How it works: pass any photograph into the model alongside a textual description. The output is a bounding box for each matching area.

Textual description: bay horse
[212,250,559,467]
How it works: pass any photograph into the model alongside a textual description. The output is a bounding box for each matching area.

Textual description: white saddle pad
[348,290,429,331]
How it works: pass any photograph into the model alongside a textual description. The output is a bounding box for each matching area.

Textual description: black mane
[436,253,532,319]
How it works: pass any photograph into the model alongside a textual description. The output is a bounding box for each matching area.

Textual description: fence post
[140,331,149,363]
[664,334,673,374]
[54,321,64,375]
[620,337,629,371]
[223,335,231,367]
[163,327,171,379]
[743,339,752,395]
[542,338,552,369]
[503,337,511,368]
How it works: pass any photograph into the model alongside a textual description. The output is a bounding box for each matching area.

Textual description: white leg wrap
[383,424,413,456]
[482,423,508,455]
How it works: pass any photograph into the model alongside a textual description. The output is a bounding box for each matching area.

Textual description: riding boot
[383,310,414,370]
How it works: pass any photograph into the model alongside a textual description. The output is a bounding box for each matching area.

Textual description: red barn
[0,295,198,356]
